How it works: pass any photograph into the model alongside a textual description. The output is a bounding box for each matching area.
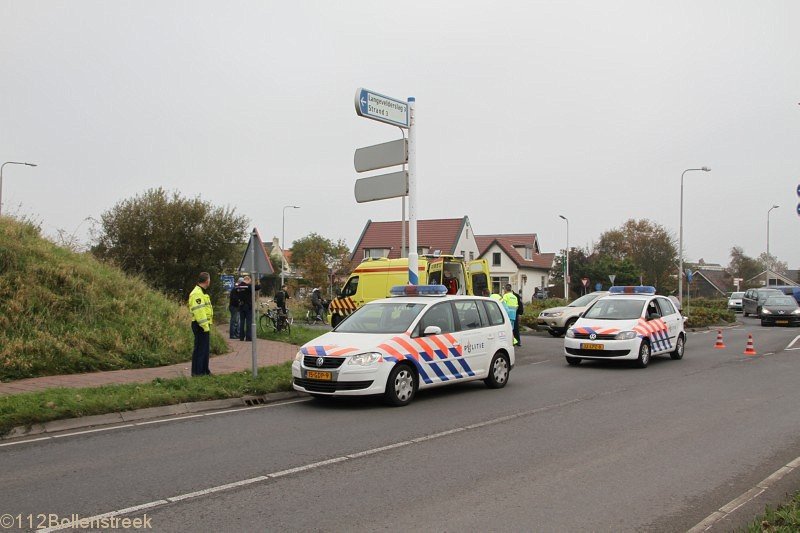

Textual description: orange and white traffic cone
[743,334,757,356]
[714,330,726,349]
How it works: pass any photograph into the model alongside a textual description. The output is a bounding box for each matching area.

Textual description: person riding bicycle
[311,288,325,321]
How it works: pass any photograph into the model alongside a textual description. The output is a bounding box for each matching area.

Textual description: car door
[413,301,464,384]
[656,297,681,349]
[452,299,490,377]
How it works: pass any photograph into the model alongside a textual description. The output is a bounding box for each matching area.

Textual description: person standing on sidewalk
[228,277,244,339]
[502,284,520,346]
[188,272,213,376]
[236,274,260,341]
[275,284,289,315]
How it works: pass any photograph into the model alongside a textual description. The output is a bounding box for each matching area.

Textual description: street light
[678,166,711,304]
[767,204,779,271]
[281,205,300,287]
[0,161,37,216]
[559,215,569,299]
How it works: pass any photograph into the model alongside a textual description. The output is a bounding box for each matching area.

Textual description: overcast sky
[2,1,799,270]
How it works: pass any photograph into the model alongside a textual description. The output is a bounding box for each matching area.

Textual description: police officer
[236,275,259,341]
[502,284,520,346]
[188,272,213,376]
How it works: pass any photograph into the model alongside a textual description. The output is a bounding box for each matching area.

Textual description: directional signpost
[354,87,418,284]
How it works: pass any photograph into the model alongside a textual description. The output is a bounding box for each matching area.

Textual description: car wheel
[760,319,768,327]
[636,341,651,368]
[564,318,577,333]
[548,329,562,337]
[384,364,417,406]
[331,314,342,328]
[484,351,511,389]
[670,334,684,360]
[743,309,749,317]
[566,356,582,366]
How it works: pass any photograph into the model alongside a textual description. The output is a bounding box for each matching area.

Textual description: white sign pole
[407,97,418,285]
[250,230,258,378]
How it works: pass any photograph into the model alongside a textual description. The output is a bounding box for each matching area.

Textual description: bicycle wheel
[258,314,269,334]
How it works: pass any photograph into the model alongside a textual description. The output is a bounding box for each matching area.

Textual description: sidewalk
[0,330,298,397]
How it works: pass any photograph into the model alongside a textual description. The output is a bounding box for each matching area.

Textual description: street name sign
[354,171,408,203]
[355,88,409,128]
[354,138,407,173]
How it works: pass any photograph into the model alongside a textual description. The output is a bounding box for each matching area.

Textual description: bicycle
[258,303,292,334]
[305,300,330,326]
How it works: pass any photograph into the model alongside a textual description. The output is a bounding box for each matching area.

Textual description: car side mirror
[423,325,442,336]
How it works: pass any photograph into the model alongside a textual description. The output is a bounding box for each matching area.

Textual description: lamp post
[678,167,711,304]
[559,215,569,299]
[281,205,300,287]
[0,161,37,216]
[767,204,779,258]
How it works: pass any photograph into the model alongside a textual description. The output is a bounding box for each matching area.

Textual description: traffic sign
[796,183,800,197]
[354,171,408,203]
[238,228,274,275]
[686,269,693,283]
[354,138,407,173]
[581,277,589,287]
[595,282,602,291]
[220,275,235,292]
[355,88,409,128]
[609,274,616,285]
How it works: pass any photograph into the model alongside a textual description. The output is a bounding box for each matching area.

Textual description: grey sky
[2,1,799,270]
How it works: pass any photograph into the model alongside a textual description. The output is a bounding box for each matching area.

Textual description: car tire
[548,330,562,338]
[384,364,417,406]
[743,309,749,317]
[756,306,761,316]
[484,351,511,389]
[563,318,577,334]
[331,314,342,328]
[566,356,582,366]
[636,340,651,368]
[760,319,769,327]
[670,334,685,360]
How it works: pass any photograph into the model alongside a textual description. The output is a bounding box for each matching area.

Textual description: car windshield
[568,293,601,307]
[334,302,425,333]
[583,299,645,320]
[765,296,796,306]
[730,292,744,299]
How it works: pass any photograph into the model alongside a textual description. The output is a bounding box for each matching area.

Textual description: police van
[293,284,514,406]
[328,255,490,327]
[563,286,686,368]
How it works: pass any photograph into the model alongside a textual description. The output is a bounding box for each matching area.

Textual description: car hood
[299,331,401,357]
[762,304,799,313]
[571,318,632,335]
[540,306,570,315]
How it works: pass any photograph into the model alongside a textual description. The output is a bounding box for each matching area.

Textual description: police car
[292,285,515,406]
[563,286,686,368]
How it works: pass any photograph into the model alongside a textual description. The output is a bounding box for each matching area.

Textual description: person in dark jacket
[236,275,260,341]
[311,288,325,321]
[228,277,244,339]
[275,284,289,315]
[512,287,524,347]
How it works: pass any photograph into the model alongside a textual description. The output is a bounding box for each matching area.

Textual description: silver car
[727,291,744,313]
[537,291,609,337]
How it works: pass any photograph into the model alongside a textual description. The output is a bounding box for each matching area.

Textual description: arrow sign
[354,171,408,203]
[354,138,407,173]
[354,88,409,128]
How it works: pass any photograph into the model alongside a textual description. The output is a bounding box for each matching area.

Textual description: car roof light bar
[389,284,448,297]
[608,285,656,295]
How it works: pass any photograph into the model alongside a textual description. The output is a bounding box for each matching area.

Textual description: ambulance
[328,255,490,327]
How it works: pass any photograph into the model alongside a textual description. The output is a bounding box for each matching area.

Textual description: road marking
[787,334,800,351]
[34,396,590,531]
[688,454,800,532]
[1,399,312,448]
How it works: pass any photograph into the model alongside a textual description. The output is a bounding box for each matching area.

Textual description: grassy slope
[0,217,226,381]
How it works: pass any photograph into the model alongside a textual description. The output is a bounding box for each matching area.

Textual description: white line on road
[688,454,800,532]
[786,334,800,351]
[35,397,589,531]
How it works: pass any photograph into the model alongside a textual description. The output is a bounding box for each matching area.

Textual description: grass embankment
[747,490,800,532]
[0,217,226,381]
[257,322,326,347]
[0,363,293,436]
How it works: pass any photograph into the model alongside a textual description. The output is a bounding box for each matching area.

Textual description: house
[746,269,800,289]
[265,237,295,280]
[349,216,480,271]
[476,234,555,302]
[685,261,734,298]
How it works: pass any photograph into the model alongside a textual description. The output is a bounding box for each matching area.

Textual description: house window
[469,251,474,261]
[492,252,501,266]
[491,276,509,294]
[515,246,533,260]
[364,248,389,259]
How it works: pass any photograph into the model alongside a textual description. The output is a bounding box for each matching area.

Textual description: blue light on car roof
[608,285,656,295]
[389,284,448,297]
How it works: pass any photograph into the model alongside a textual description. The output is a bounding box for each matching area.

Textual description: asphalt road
[2,318,799,532]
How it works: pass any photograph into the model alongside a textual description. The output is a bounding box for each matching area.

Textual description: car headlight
[550,312,563,318]
[565,329,575,338]
[348,352,381,366]
[792,309,800,315]
[761,309,771,315]
[614,331,638,340]
[294,351,303,362]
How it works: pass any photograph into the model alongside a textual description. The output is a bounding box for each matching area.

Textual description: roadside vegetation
[0,217,227,381]
[747,491,800,532]
[0,363,293,436]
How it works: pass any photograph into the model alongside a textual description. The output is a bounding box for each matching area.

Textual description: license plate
[306,370,332,380]
[776,320,789,325]
[580,343,604,350]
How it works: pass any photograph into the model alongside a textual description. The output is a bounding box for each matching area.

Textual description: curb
[2,390,303,441]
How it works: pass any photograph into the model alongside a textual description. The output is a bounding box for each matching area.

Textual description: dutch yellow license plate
[306,370,332,380]
[580,343,604,351]
[776,320,789,325]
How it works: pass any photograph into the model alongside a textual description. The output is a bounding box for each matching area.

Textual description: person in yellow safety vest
[502,284,520,346]
[188,272,213,376]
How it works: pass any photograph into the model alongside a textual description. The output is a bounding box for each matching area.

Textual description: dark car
[759,295,800,327]
[742,288,783,317]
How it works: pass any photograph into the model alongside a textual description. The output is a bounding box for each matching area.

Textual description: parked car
[537,291,609,337]
[742,288,783,317]
[769,285,800,305]
[759,295,800,327]
[727,291,744,313]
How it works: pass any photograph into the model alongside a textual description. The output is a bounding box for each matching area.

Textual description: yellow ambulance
[328,255,490,326]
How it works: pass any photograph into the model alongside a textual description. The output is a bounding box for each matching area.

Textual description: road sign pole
[250,229,258,378]
[407,96,418,285]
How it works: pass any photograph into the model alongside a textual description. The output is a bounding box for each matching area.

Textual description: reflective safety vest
[502,292,518,321]
[188,285,213,332]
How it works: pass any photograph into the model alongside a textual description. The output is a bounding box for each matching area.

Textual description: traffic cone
[743,334,757,356]
[713,330,726,349]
